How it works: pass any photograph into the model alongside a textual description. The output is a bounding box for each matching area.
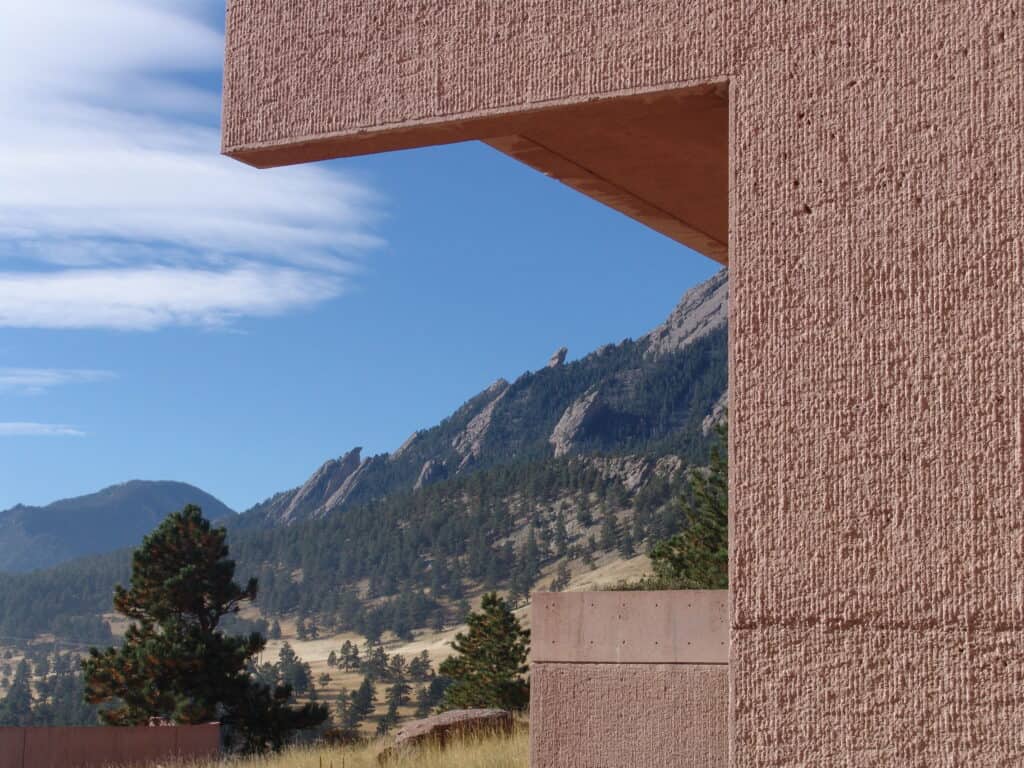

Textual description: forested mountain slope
[235,267,727,529]
[0,269,727,645]
[0,481,234,573]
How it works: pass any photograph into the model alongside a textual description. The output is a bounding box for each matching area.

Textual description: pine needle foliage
[649,419,728,589]
[83,505,326,751]
[438,593,529,712]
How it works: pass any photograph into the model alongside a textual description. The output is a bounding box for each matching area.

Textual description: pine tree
[600,514,619,552]
[82,505,326,752]
[348,675,375,727]
[551,560,571,592]
[438,592,529,711]
[0,660,34,726]
[650,420,728,588]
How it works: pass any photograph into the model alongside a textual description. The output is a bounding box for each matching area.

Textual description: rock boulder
[378,709,514,763]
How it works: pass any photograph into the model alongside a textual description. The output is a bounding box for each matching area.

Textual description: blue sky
[0,1,717,512]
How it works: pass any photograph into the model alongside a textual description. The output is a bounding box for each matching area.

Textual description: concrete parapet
[531,591,728,768]
[0,723,220,768]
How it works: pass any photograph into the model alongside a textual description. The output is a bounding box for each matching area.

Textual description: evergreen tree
[650,420,728,588]
[551,560,571,592]
[377,701,399,735]
[386,680,412,707]
[438,593,529,711]
[600,514,619,552]
[82,505,326,752]
[348,675,375,727]
[0,659,34,726]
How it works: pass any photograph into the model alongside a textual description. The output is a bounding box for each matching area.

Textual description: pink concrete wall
[531,663,728,768]
[221,2,1024,765]
[531,592,728,768]
[0,724,220,768]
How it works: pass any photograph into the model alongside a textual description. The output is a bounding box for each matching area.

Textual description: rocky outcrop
[278,448,362,524]
[391,430,421,460]
[643,267,727,359]
[547,346,568,368]
[379,710,514,762]
[414,459,447,490]
[452,379,509,470]
[549,388,602,457]
[321,454,377,513]
[702,390,728,435]
[588,454,685,493]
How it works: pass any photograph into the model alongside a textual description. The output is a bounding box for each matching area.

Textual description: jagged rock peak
[702,390,728,435]
[280,447,361,524]
[547,347,568,368]
[391,430,422,459]
[549,388,603,457]
[481,378,509,398]
[643,268,728,360]
[452,380,510,470]
[414,459,448,491]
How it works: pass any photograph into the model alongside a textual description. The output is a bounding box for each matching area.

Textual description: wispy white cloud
[0,266,344,330]
[0,0,382,330]
[0,423,86,438]
[0,367,115,395]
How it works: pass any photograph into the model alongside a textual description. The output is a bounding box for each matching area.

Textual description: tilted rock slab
[378,709,514,763]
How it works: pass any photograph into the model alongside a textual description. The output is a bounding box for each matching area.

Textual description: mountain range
[235,266,727,529]
[0,481,234,573]
[0,268,727,643]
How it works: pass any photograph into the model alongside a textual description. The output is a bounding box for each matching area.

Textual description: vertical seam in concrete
[725,73,737,768]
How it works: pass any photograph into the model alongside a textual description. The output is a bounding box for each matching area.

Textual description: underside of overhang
[226,86,728,264]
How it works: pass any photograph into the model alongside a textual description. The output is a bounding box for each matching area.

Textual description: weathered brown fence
[0,723,219,768]
[531,590,728,768]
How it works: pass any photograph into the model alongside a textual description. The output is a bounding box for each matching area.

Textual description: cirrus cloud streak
[0,423,86,438]
[0,0,382,331]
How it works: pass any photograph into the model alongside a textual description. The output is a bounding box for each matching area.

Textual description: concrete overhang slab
[224,86,728,264]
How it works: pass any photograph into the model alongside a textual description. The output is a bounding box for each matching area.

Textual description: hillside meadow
[134,727,529,768]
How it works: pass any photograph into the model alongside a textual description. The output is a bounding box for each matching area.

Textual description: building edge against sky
[221,2,1024,765]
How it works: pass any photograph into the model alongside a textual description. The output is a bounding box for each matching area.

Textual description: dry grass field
[148,727,529,768]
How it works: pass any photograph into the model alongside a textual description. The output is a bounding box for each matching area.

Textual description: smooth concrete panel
[221,2,1024,765]
[1,725,219,768]
[532,590,728,664]
[0,729,25,768]
[531,663,728,768]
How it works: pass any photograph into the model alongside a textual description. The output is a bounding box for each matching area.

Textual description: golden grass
[160,727,528,768]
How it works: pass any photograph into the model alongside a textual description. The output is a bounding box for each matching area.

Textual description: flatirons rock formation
[237,268,728,528]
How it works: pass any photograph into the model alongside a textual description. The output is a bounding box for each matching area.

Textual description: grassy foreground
[161,728,528,768]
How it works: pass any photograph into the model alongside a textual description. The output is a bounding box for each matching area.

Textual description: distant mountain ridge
[0,481,235,573]
[236,268,728,529]
[0,268,728,645]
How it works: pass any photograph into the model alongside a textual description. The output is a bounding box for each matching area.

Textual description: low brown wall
[0,723,220,768]
[531,591,728,768]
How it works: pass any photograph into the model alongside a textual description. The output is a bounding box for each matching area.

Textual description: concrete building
[221,3,1024,765]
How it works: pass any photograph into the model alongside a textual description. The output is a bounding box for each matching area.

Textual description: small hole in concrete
[802,204,812,215]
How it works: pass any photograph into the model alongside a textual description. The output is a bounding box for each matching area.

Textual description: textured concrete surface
[532,590,728,664]
[222,2,1024,765]
[0,724,220,768]
[531,663,728,768]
